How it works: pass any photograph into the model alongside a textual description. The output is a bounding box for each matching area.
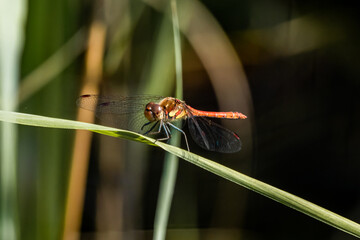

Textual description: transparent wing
[76,94,164,133]
[187,116,242,153]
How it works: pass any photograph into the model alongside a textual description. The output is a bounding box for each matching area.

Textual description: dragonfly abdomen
[187,106,247,119]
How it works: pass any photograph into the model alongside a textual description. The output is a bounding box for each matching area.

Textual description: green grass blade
[0,110,155,145]
[153,1,183,239]
[1,110,360,238]
[158,143,360,238]
[153,149,179,240]
[172,0,183,97]
[0,0,27,238]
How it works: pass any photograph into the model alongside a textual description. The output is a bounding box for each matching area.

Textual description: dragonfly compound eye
[144,102,163,122]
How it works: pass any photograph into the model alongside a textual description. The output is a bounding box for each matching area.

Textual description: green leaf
[1,110,360,238]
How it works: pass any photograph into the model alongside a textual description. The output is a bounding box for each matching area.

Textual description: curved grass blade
[0,110,156,146]
[0,110,360,238]
[155,142,360,238]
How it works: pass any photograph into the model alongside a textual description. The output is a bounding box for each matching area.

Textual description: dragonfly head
[144,102,164,122]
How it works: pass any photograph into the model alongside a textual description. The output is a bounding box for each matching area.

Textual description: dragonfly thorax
[159,97,188,121]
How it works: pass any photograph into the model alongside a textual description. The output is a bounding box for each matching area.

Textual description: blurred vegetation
[0,0,359,239]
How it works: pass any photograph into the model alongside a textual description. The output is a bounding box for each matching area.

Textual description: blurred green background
[1,0,360,239]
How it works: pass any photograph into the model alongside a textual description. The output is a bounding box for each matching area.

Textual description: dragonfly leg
[147,120,167,136]
[141,121,152,131]
[143,121,159,135]
[151,121,190,152]
[167,122,190,152]
[156,121,171,141]
[154,120,164,134]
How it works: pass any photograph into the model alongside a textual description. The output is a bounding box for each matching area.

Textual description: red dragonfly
[77,95,247,153]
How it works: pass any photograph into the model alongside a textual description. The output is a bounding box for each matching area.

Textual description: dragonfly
[77,94,247,153]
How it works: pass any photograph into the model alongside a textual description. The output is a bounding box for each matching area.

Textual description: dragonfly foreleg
[143,121,159,135]
[148,120,171,139]
[146,120,167,136]
[141,121,152,131]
